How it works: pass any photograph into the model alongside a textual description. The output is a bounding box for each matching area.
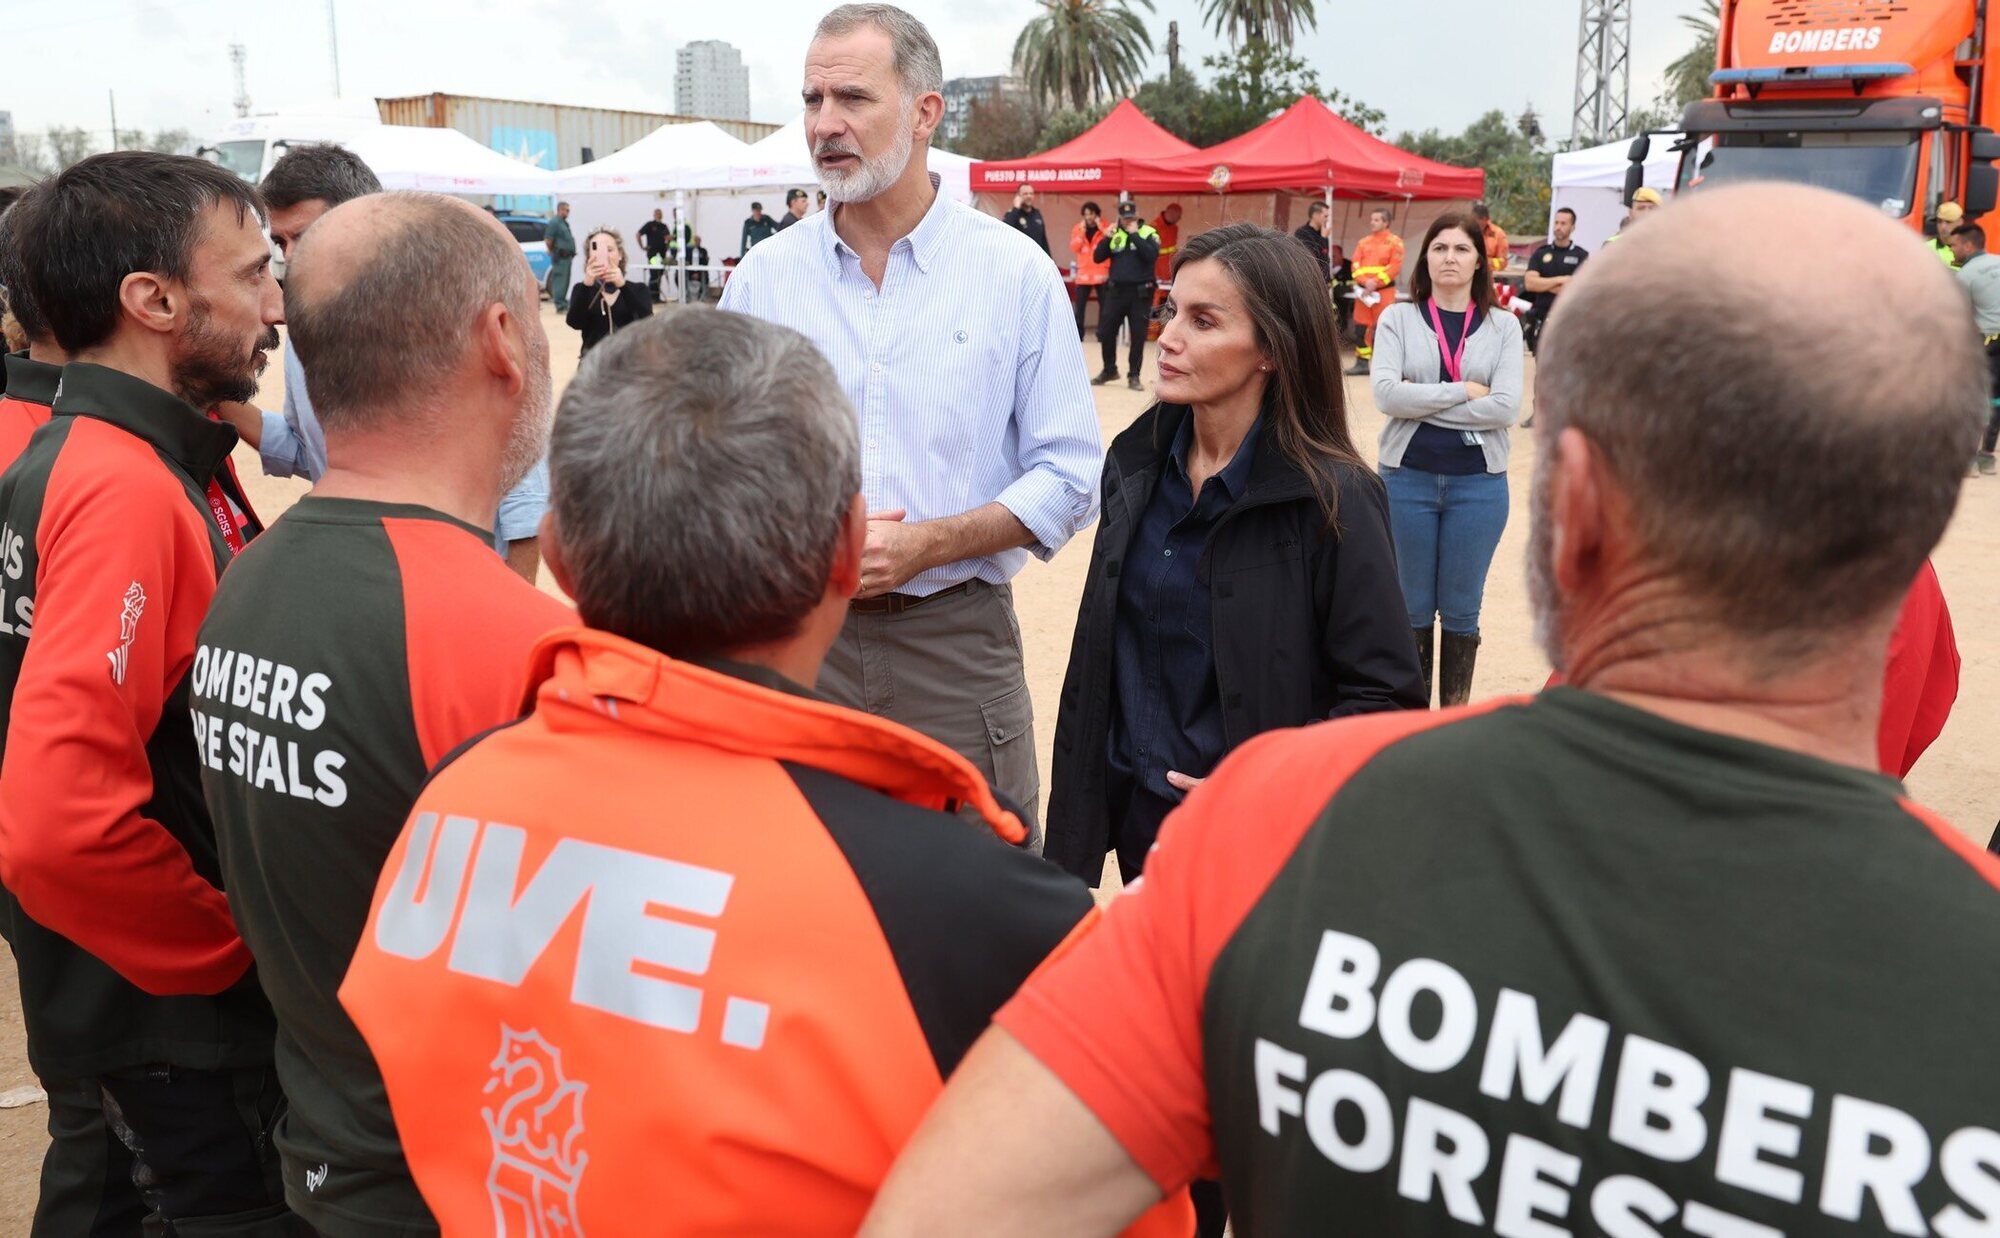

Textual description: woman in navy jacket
[1046,224,1426,890]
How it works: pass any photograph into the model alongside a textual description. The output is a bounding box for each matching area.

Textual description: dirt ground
[0,304,1991,1222]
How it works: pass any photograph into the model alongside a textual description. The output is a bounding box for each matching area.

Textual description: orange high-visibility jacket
[1351,229,1404,326]
[1484,221,1511,271]
[1071,220,1112,285]
[339,627,1180,1235]
[1152,215,1180,281]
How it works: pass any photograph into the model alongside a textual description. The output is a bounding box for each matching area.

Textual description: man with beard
[216,143,550,583]
[720,3,1098,847]
[863,185,2000,1237]
[195,192,571,1236]
[0,151,289,1234]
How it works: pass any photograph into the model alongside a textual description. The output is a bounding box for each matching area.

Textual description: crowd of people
[0,3,1995,1237]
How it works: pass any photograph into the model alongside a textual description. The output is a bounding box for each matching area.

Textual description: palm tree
[1013,0,1156,114]
[1201,0,1318,47]
[1666,0,1722,108]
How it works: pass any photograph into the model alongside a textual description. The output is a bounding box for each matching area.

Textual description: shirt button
[1163,548,1173,557]
[870,362,883,374]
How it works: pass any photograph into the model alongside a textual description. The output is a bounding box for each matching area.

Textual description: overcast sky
[6,0,1703,152]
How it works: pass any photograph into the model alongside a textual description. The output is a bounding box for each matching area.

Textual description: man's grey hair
[285,191,525,433]
[815,4,945,98]
[259,143,381,211]
[550,309,861,659]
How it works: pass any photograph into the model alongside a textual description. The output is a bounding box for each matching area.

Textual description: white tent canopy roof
[557,112,974,203]
[555,121,749,194]
[338,125,557,196]
[1551,134,1683,190]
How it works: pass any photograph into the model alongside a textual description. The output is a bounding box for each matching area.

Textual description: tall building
[941,76,1021,145]
[676,41,752,122]
[0,112,15,159]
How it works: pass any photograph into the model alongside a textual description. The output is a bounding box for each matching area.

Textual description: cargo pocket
[979,682,1040,831]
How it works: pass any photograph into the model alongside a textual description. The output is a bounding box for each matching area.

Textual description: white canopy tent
[337,125,557,196]
[554,121,750,195]
[556,115,976,303]
[1548,134,1682,252]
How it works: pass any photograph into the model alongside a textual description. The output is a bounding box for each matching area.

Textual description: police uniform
[1522,239,1589,351]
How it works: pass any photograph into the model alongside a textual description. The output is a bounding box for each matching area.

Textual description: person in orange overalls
[1069,201,1112,340]
[1345,206,1404,375]
[1149,203,1183,332]
[1475,200,1509,272]
[340,308,1192,1238]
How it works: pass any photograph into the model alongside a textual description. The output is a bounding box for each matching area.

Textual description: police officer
[1003,183,1052,260]
[1092,201,1160,391]
[1522,205,1589,355]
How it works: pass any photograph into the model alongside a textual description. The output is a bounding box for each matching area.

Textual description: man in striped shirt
[720,3,1101,846]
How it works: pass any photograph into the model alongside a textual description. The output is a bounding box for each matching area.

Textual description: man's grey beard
[1526,442,1565,673]
[815,112,915,204]
[500,343,554,494]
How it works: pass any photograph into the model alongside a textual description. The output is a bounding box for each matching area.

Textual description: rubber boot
[1439,630,1481,708]
[1412,625,1435,708]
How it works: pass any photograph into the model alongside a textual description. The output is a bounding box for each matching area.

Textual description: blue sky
[4,0,1702,151]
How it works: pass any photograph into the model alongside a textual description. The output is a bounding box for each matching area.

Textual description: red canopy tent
[969,99,1198,195]
[1129,96,1484,198]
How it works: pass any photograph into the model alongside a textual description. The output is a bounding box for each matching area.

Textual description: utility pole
[108,90,119,149]
[328,0,343,97]
[230,43,251,118]
[1571,0,1633,146]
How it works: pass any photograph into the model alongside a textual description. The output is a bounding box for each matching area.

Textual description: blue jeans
[1381,465,1509,635]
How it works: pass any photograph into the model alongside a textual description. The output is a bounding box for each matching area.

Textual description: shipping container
[374,93,778,174]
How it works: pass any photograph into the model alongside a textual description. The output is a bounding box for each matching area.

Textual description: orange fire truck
[1628,0,2000,241]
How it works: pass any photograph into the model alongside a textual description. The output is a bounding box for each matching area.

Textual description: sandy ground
[0,303,1991,1222]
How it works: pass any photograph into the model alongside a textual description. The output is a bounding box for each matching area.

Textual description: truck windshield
[211,140,266,184]
[1677,131,1921,216]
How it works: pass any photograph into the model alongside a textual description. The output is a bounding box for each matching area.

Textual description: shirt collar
[2,351,62,408]
[1169,411,1262,502]
[821,170,954,275]
[50,362,237,483]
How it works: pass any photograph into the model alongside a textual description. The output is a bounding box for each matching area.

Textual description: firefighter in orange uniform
[1474,200,1509,272]
[340,310,1192,1238]
[1345,206,1405,376]
[1149,203,1183,331]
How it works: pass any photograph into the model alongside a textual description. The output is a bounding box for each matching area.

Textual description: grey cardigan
[1371,300,1524,473]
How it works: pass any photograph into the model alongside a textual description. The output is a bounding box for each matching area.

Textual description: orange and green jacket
[1483,220,1511,271]
[341,628,1167,1235]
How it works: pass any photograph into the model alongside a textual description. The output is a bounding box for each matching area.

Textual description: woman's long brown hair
[1170,222,1367,531]
[1409,212,1497,315]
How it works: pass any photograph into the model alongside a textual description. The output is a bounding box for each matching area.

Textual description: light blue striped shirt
[720,174,1101,596]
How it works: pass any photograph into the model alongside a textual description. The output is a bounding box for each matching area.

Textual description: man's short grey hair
[285,191,525,433]
[815,4,945,98]
[550,309,861,659]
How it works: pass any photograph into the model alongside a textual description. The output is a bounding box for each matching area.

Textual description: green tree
[1666,0,1722,109]
[44,126,98,172]
[1200,0,1318,47]
[1036,103,1111,150]
[1012,0,1155,113]
[1397,109,1551,235]
[138,128,194,156]
[951,91,1050,160]
[1201,40,1385,142]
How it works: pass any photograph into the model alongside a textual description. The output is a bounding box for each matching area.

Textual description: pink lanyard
[1425,298,1472,383]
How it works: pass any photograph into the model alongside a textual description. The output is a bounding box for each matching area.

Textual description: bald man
[862,185,2000,1238]
[195,192,572,1234]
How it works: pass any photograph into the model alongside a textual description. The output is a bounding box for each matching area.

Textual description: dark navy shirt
[1400,304,1487,475]
[1107,414,1262,861]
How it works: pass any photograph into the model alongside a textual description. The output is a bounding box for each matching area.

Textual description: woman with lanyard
[1372,212,1524,707]
[566,226,652,358]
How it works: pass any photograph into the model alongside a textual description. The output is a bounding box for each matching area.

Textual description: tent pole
[675,190,689,305]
